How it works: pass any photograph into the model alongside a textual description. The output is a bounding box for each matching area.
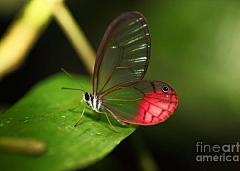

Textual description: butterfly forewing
[100,80,179,125]
[93,12,151,96]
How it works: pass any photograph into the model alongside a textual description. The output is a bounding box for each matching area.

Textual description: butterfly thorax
[83,92,102,112]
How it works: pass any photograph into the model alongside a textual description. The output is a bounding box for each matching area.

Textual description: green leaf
[0,73,136,170]
[0,104,11,115]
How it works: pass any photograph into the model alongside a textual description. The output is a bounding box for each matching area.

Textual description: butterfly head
[83,92,90,102]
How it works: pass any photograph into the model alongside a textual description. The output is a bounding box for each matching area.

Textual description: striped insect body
[83,92,102,112]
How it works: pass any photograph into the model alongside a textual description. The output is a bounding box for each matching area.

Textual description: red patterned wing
[99,80,179,125]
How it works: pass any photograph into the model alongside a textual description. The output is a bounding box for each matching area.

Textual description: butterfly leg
[97,111,121,133]
[74,106,86,127]
[70,99,83,111]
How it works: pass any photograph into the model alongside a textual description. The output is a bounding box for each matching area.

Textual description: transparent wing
[100,80,179,125]
[93,12,151,96]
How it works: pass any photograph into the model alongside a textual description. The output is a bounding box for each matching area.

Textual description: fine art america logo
[196,142,240,162]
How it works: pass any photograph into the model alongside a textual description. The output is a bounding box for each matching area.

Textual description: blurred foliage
[0,104,10,115]
[0,0,52,79]
[0,0,25,18]
[145,0,240,142]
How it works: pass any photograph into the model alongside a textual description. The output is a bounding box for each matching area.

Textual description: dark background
[1,0,240,170]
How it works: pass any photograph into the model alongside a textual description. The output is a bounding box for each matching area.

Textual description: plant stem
[47,0,96,76]
[130,130,160,171]
[0,0,96,80]
[0,136,46,155]
[0,0,52,80]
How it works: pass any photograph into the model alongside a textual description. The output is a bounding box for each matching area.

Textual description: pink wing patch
[135,90,179,125]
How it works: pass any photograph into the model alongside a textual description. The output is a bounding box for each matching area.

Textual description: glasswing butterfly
[62,12,179,132]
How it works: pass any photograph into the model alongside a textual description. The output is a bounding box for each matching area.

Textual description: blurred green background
[0,0,240,170]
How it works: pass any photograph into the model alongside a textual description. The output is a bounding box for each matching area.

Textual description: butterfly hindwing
[100,80,179,125]
[93,12,151,96]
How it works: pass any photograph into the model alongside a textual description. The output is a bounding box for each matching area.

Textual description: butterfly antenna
[61,87,85,92]
[61,68,86,92]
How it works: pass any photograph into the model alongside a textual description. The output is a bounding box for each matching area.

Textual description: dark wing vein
[93,12,151,96]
